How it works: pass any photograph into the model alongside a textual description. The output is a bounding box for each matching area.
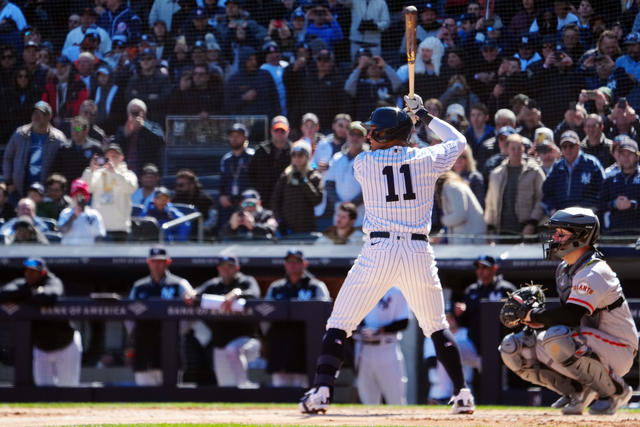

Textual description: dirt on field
[1,406,640,427]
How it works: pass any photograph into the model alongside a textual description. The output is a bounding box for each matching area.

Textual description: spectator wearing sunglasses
[51,115,103,185]
[222,189,278,241]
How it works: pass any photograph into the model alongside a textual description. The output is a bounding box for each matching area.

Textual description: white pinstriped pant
[327,232,448,337]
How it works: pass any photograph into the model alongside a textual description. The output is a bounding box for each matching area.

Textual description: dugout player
[0,258,82,386]
[194,255,261,388]
[299,94,475,414]
[499,207,638,415]
[127,246,194,386]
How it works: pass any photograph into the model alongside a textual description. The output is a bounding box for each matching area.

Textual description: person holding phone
[51,115,103,185]
[58,178,105,245]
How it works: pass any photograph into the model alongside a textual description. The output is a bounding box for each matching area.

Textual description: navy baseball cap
[474,255,496,268]
[24,257,46,271]
[24,40,38,49]
[148,245,169,260]
[218,255,239,266]
[229,122,248,135]
[56,55,72,65]
[624,32,640,45]
[193,40,205,51]
[140,47,155,58]
[262,40,279,53]
[482,39,498,50]
[421,3,436,12]
[284,249,305,261]
[242,189,260,202]
[193,7,208,18]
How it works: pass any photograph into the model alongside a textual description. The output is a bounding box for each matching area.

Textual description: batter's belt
[370,231,428,241]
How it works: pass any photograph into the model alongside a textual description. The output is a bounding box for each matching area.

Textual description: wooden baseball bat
[405,5,418,98]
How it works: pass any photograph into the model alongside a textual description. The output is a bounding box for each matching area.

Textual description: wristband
[416,109,434,125]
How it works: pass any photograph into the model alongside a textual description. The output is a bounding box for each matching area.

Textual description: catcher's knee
[499,331,537,373]
[539,325,579,364]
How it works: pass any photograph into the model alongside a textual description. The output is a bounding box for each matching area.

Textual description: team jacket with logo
[555,250,638,351]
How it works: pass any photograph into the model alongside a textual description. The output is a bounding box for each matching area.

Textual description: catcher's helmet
[363,107,413,145]
[542,207,600,260]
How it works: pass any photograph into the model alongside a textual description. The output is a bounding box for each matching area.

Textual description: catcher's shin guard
[540,325,617,398]
[500,331,578,397]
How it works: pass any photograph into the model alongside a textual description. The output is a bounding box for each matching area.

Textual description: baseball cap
[84,27,101,40]
[28,182,45,196]
[624,32,640,45]
[218,255,239,266]
[139,34,156,45]
[421,3,436,13]
[154,186,171,198]
[349,121,367,136]
[229,122,248,135]
[242,189,261,203]
[284,249,305,261]
[481,39,498,50]
[272,115,290,132]
[96,66,110,75]
[15,215,34,228]
[302,112,319,125]
[148,245,169,260]
[33,100,52,116]
[193,7,207,19]
[619,138,639,154]
[559,130,580,146]
[316,49,333,61]
[293,9,306,19]
[597,86,613,101]
[24,257,46,271]
[142,163,159,175]
[112,34,127,46]
[193,40,206,51]
[292,140,312,157]
[446,103,465,118]
[520,35,534,46]
[534,127,553,144]
[497,126,516,137]
[105,143,123,155]
[24,40,38,49]
[70,179,90,198]
[535,140,553,153]
[56,55,72,65]
[262,40,279,53]
[474,255,496,268]
[140,47,155,58]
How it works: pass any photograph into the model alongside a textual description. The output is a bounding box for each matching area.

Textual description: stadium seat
[131,204,144,217]
[40,217,58,231]
[130,216,160,242]
[44,231,62,243]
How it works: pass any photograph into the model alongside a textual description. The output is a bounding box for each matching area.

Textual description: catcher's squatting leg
[500,330,580,396]
[538,325,620,398]
[312,328,467,396]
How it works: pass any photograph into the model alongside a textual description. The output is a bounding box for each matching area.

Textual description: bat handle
[408,63,415,99]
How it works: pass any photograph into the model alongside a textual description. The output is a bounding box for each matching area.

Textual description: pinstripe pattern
[327,117,466,336]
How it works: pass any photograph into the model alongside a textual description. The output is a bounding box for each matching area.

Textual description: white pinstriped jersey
[354,138,466,235]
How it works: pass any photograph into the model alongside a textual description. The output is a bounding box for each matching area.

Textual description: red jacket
[42,73,89,119]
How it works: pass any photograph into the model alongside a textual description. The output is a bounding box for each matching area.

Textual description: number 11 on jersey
[382,164,416,202]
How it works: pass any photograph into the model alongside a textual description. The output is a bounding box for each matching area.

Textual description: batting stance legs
[300,236,473,413]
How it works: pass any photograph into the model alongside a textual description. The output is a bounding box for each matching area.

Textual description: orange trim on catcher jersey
[572,331,627,348]
[567,297,594,313]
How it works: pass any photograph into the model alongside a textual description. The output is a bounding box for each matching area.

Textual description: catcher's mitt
[499,284,546,328]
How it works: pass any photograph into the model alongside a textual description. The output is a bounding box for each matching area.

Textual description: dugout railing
[0,299,331,402]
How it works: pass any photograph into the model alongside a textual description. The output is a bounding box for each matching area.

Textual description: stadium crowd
[0,0,638,244]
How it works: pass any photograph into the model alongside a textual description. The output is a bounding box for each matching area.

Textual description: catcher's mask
[541,207,600,260]
[363,106,413,146]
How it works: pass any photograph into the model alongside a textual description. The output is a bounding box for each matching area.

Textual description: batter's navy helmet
[542,207,600,260]
[363,107,413,145]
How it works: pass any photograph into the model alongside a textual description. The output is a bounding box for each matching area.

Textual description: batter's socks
[431,328,466,395]
[313,328,346,394]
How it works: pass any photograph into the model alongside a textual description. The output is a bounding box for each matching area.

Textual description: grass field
[2,402,640,427]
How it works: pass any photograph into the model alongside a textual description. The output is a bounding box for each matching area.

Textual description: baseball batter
[300,94,475,414]
[354,287,409,405]
[499,207,638,415]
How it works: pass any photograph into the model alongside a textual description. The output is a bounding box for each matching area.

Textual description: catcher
[498,207,638,415]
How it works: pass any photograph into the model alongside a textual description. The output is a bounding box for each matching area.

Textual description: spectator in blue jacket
[141,187,190,242]
[542,130,605,215]
[97,0,142,45]
[304,2,343,52]
[598,137,640,232]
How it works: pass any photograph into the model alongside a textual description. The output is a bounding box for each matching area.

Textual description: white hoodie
[82,162,138,232]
